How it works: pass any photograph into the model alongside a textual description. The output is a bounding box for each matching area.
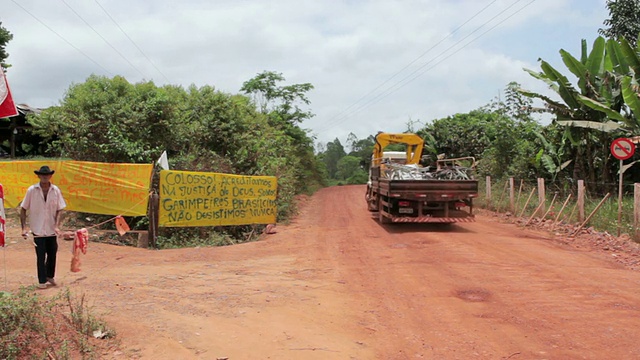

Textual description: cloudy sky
[3,0,607,146]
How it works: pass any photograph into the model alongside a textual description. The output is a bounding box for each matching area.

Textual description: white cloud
[2,0,608,145]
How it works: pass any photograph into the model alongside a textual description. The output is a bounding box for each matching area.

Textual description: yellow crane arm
[373,133,424,166]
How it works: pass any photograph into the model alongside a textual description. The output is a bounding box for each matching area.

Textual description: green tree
[239,71,324,193]
[0,22,12,70]
[240,71,314,124]
[335,155,365,182]
[31,75,180,162]
[599,0,640,47]
[346,133,376,170]
[420,108,541,179]
[320,138,347,179]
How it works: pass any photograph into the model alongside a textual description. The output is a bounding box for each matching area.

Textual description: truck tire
[366,187,378,211]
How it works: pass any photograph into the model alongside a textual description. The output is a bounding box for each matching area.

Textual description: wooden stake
[519,188,536,218]
[552,194,572,230]
[524,200,546,227]
[566,201,578,224]
[571,193,611,236]
[515,179,524,209]
[542,192,558,219]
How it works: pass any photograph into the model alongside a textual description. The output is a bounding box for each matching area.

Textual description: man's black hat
[34,165,55,175]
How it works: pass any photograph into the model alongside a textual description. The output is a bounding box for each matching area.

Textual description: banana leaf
[586,37,606,82]
[621,76,640,129]
[621,160,640,174]
[560,49,587,92]
[541,154,558,174]
[556,120,624,133]
[607,39,629,75]
[620,38,640,76]
[523,68,557,90]
[517,88,567,110]
[540,61,581,109]
[576,95,626,122]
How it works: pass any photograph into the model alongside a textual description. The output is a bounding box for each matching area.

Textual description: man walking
[20,165,66,289]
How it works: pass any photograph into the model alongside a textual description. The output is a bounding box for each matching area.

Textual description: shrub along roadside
[0,288,117,360]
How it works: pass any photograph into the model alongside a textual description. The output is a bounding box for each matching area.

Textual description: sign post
[611,138,636,236]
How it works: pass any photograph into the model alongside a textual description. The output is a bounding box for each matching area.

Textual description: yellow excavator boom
[373,133,424,166]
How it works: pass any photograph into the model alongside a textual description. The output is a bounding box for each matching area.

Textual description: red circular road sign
[611,137,636,160]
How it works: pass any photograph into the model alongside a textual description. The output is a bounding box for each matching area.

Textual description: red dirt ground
[3,184,640,359]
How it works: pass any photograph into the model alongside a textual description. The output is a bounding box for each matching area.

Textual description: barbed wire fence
[479,176,640,240]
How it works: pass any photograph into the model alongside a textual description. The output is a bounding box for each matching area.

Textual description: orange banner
[0,160,152,216]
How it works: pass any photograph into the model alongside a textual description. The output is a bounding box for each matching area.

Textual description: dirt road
[3,185,640,359]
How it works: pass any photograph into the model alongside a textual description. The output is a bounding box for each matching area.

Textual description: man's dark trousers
[34,235,57,284]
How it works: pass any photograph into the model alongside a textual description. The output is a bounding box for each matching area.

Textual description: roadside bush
[0,288,115,360]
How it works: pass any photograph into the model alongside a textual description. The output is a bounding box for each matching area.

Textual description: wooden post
[537,178,546,214]
[572,193,611,236]
[577,180,585,222]
[137,231,149,248]
[635,184,640,241]
[519,188,536,218]
[485,176,491,208]
[147,192,159,248]
[617,159,624,237]
[509,177,515,213]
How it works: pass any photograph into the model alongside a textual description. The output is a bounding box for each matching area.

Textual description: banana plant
[519,37,625,187]
[533,130,572,181]
[570,38,640,133]
[520,37,624,126]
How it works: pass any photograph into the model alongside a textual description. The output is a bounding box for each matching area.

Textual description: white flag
[157,151,169,170]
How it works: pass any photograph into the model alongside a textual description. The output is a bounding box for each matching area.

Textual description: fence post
[147,192,159,248]
[537,178,546,214]
[578,180,585,222]
[617,159,624,237]
[509,177,515,213]
[635,183,640,241]
[486,176,492,208]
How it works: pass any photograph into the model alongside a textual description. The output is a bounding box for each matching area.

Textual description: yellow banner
[0,160,152,216]
[159,170,277,227]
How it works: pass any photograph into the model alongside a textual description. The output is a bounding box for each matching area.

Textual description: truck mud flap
[391,217,476,223]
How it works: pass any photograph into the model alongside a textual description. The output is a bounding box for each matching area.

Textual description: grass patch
[0,288,117,360]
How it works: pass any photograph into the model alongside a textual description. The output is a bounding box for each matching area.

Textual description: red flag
[0,69,19,118]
